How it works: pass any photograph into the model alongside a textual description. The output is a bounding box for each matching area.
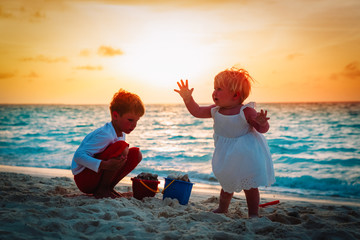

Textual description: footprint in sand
[267,213,302,225]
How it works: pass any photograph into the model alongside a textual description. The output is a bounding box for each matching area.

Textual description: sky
[0,0,360,104]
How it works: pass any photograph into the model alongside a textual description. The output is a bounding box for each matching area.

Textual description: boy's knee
[128,147,142,164]
[138,151,143,162]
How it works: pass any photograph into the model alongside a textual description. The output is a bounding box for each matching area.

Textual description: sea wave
[273,175,360,198]
[1,103,359,200]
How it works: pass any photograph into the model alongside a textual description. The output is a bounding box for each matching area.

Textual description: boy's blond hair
[110,89,145,117]
[214,67,254,104]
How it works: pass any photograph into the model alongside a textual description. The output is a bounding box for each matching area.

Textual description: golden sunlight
[119,26,217,88]
[0,0,359,104]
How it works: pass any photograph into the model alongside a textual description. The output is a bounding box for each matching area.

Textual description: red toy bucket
[131,178,160,200]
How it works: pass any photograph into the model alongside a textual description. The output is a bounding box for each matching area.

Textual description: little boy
[71,89,145,198]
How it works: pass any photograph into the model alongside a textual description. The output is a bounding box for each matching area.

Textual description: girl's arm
[243,107,270,133]
[174,79,214,118]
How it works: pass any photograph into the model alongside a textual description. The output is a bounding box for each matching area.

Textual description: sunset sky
[1,0,359,104]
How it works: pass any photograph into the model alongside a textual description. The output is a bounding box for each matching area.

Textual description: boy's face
[112,111,141,135]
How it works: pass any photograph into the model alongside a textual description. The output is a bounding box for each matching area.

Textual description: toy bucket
[162,178,194,205]
[131,178,160,200]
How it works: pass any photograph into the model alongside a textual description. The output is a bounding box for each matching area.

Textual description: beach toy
[131,178,160,200]
[259,200,280,208]
[162,177,194,205]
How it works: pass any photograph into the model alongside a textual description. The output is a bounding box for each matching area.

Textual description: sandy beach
[1,165,359,240]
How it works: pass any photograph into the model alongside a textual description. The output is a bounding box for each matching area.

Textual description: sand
[1,165,359,240]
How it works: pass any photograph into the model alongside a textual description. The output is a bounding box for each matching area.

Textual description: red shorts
[74,141,141,194]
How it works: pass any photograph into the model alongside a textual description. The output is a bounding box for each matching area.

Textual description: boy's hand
[119,146,129,161]
[100,158,126,171]
[174,79,194,102]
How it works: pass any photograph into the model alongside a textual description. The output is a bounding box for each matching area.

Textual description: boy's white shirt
[71,122,125,175]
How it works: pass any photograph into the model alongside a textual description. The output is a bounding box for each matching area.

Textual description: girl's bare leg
[244,188,260,218]
[213,188,233,213]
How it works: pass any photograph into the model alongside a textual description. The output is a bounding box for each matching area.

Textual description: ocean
[0,103,359,201]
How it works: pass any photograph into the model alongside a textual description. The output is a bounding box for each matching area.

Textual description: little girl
[174,67,275,218]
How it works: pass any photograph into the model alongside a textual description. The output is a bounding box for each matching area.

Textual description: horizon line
[1,101,360,106]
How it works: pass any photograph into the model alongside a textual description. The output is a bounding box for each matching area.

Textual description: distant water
[0,103,359,200]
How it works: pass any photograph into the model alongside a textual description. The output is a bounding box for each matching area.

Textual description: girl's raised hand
[174,79,194,101]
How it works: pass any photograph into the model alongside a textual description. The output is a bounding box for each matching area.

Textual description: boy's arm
[73,147,102,172]
[99,157,126,171]
[74,146,126,172]
[174,79,214,118]
[73,131,114,172]
[243,107,270,133]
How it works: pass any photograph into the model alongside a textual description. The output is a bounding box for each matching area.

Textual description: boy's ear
[112,111,119,119]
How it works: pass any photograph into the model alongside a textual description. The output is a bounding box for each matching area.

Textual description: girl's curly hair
[214,67,254,104]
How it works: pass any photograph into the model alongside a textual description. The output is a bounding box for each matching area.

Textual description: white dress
[211,102,275,193]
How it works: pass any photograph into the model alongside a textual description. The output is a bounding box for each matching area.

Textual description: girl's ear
[233,92,241,100]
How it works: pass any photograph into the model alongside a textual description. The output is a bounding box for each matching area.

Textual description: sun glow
[120,26,217,88]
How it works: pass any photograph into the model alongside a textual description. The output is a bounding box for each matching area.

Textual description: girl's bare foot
[212,189,233,214]
[212,208,228,213]
[244,188,260,218]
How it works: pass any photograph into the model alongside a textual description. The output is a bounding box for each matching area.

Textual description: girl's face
[212,84,237,107]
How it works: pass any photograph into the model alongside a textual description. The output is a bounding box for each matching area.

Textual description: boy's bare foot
[120,191,133,198]
[111,189,133,199]
[111,189,123,197]
[94,189,118,199]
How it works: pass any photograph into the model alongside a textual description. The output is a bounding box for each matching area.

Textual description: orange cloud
[0,72,15,79]
[0,5,13,19]
[286,53,303,60]
[79,49,91,57]
[29,10,46,22]
[20,55,68,63]
[75,65,103,71]
[24,71,40,78]
[342,62,360,79]
[97,46,123,57]
[32,11,45,19]
[331,61,360,81]
[0,5,46,22]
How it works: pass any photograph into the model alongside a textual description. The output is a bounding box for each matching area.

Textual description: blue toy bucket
[162,178,194,205]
